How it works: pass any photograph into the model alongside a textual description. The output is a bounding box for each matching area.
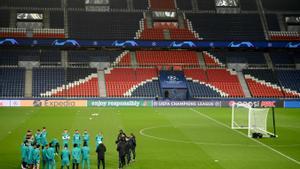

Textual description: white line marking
[140,125,260,147]
[190,108,300,165]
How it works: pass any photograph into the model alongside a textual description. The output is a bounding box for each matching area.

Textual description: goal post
[231,103,277,138]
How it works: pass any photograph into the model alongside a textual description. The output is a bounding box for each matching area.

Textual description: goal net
[231,103,276,138]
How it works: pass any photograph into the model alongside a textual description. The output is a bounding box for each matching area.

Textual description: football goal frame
[231,103,277,138]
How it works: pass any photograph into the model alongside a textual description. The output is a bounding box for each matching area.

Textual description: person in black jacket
[96,143,106,169]
[115,130,127,144]
[116,136,126,169]
[125,138,131,165]
[128,133,136,162]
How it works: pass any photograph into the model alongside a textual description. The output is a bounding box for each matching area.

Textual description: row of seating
[131,80,162,97]
[0,67,299,98]
[0,68,25,97]
[184,68,244,97]
[1,0,298,11]
[186,13,265,40]
[32,68,98,97]
[68,12,143,39]
[243,69,300,98]
[105,68,158,97]
[149,0,175,10]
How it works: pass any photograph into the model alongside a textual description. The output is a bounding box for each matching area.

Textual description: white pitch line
[139,125,260,147]
[190,108,300,165]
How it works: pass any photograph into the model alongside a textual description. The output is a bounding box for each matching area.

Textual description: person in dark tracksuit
[125,138,131,165]
[96,142,106,169]
[115,130,126,144]
[117,137,126,169]
[128,133,136,162]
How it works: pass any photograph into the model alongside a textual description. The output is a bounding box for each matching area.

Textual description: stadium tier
[68,12,143,39]
[131,80,162,97]
[105,68,158,97]
[243,69,300,98]
[0,68,25,97]
[186,14,265,40]
[136,51,199,66]
[149,0,175,10]
[176,0,193,10]
[32,68,98,97]
[184,68,244,97]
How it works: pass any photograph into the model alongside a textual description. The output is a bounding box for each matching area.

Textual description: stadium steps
[197,52,207,69]
[264,53,274,69]
[61,51,68,67]
[163,29,171,40]
[177,12,185,29]
[97,70,107,97]
[256,0,269,40]
[236,71,251,98]
[145,12,153,29]
[130,51,138,67]
[25,68,33,97]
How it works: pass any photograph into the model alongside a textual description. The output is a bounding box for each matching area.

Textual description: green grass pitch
[0,107,299,169]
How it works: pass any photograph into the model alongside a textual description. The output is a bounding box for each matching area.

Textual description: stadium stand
[105,68,158,97]
[0,0,299,99]
[110,0,128,9]
[0,10,10,27]
[184,68,244,97]
[0,0,61,8]
[0,50,19,66]
[202,51,225,67]
[276,70,300,96]
[149,0,175,10]
[206,69,244,97]
[196,0,215,10]
[33,68,99,97]
[186,14,265,40]
[53,68,99,97]
[208,51,267,65]
[32,68,65,97]
[186,81,222,98]
[243,69,299,98]
[266,14,281,31]
[130,80,162,97]
[176,0,193,10]
[132,0,148,10]
[68,50,122,63]
[0,68,25,97]
[136,51,199,66]
[49,11,64,29]
[40,50,61,64]
[269,31,300,41]
[270,52,296,67]
[262,0,300,11]
[68,12,143,39]
[240,0,257,11]
[67,0,85,8]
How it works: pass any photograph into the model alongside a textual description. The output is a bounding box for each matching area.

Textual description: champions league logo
[167,75,179,81]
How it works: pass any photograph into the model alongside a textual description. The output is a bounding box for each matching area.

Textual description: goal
[231,103,277,138]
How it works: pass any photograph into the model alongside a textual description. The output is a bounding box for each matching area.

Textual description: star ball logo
[167,75,178,81]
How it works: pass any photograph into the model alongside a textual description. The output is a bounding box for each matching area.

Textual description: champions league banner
[159,71,188,100]
[159,71,187,89]
[1,38,300,49]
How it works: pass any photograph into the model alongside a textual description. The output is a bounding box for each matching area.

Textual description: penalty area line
[190,108,300,165]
